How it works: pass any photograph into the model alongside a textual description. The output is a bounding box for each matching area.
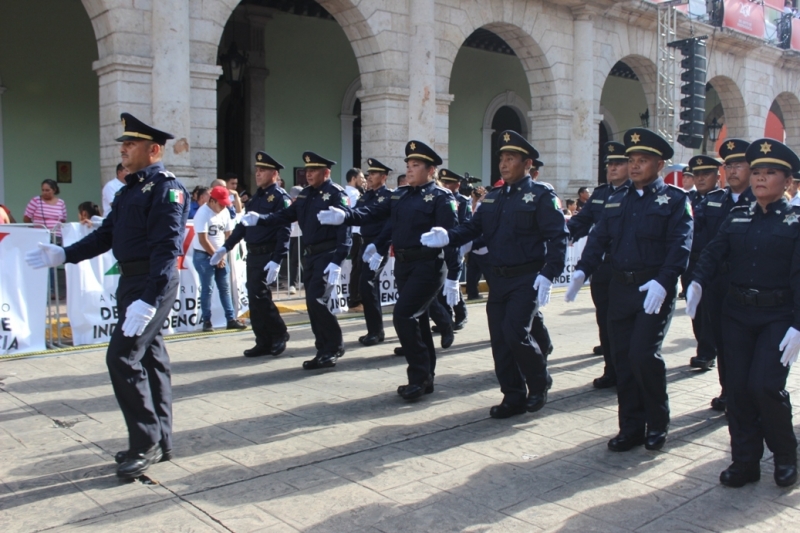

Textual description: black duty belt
[729,286,789,307]
[118,259,150,277]
[612,268,660,285]
[393,247,442,263]
[303,240,338,257]
[247,243,276,255]
[491,261,545,278]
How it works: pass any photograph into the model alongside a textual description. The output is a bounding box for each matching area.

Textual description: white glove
[121,299,157,337]
[240,212,261,226]
[25,243,66,269]
[90,215,104,227]
[533,275,552,307]
[323,262,341,286]
[421,227,449,248]
[264,261,281,285]
[317,206,346,226]
[362,243,377,264]
[564,270,586,302]
[369,253,383,271]
[443,279,460,306]
[460,242,473,256]
[209,248,227,266]
[639,280,667,315]
[780,327,800,368]
[685,281,702,319]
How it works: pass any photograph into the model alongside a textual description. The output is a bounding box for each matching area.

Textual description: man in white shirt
[789,173,800,206]
[344,168,365,308]
[192,186,246,332]
[102,163,129,215]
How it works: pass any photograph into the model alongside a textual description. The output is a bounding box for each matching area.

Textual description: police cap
[438,168,463,183]
[719,138,749,164]
[255,151,284,170]
[303,151,336,169]
[745,138,800,173]
[604,141,627,162]
[116,113,174,145]
[367,158,393,173]
[687,155,721,174]
[624,128,674,160]
[497,130,539,161]
[404,140,443,166]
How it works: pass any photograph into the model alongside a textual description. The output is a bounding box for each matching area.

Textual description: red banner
[764,0,786,10]
[793,18,800,50]
[723,0,766,38]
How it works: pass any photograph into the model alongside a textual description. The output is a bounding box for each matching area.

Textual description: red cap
[209,186,232,206]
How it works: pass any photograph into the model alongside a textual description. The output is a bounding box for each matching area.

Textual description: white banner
[554,236,587,287]
[0,226,50,355]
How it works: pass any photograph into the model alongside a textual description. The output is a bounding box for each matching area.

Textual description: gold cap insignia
[760,142,772,155]
[368,159,373,165]
[608,145,615,152]
[257,154,263,161]
[631,133,641,144]
[727,141,735,151]
[503,133,511,143]
[410,142,416,150]
[305,155,311,163]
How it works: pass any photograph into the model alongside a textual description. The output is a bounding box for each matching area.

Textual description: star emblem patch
[305,155,311,163]
[655,194,669,205]
[608,145,615,152]
[522,192,535,203]
[423,194,434,202]
[267,194,274,202]
[257,154,263,161]
[784,213,799,226]
[141,182,154,193]
[410,142,416,150]
[760,142,772,154]
[377,196,386,203]
[631,133,641,144]
[727,141,735,151]
[322,193,331,201]
[503,132,511,142]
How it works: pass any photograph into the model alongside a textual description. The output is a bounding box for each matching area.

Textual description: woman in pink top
[23,179,67,233]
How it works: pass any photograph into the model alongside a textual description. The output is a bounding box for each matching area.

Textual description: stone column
[530,109,573,196]
[359,87,411,179]
[569,7,596,192]
[407,0,436,144]
[241,11,271,193]
[151,0,197,184]
[435,94,455,167]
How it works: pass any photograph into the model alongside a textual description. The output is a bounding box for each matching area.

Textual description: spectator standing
[102,163,129,215]
[188,186,209,219]
[396,173,407,188]
[788,173,800,206]
[24,179,67,235]
[576,187,590,210]
[223,173,244,215]
[344,168,364,308]
[564,199,577,217]
[78,201,102,227]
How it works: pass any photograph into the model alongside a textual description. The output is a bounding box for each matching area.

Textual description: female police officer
[687,139,800,488]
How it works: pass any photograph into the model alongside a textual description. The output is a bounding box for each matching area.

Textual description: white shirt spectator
[191,203,234,251]
[791,192,800,207]
[345,184,361,234]
[102,178,125,216]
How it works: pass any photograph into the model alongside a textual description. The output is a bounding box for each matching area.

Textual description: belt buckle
[743,288,759,306]
[623,271,635,284]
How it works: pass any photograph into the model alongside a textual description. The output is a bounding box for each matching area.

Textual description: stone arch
[773,91,800,149]
[706,75,748,139]
[595,54,657,130]
[480,91,530,179]
[340,76,362,180]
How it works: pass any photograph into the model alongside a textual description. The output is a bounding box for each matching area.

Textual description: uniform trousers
[703,274,730,394]
[303,250,343,355]
[393,256,446,385]
[348,233,363,307]
[428,296,454,331]
[107,269,178,451]
[589,263,615,378]
[722,298,797,464]
[607,278,675,436]
[246,252,288,348]
[682,263,716,361]
[359,253,386,336]
[466,251,489,299]
[485,271,550,406]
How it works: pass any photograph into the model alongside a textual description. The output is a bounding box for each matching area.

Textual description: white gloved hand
[317,206,346,226]
[25,243,66,269]
[421,227,449,248]
[90,215,104,227]
[685,281,703,319]
[639,280,667,315]
[780,327,800,368]
[121,299,157,337]
[564,270,586,302]
[443,279,460,306]
[240,212,261,227]
[533,275,552,307]
[209,247,227,266]
[264,261,281,285]
[362,243,377,264]
[323,262,342,286]
[369,253,384,271]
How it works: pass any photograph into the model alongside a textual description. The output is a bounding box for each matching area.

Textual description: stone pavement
[2,293,799,532]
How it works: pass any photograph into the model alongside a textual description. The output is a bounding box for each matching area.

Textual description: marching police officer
[241,152,351,370]
[566,128,692,452]
[567,141,631,389]
[421,131,568,418]
[317,140,460,400]
[212,151,291,357]
[687,139,800,488]
[355,158,394,346]
[682,155,722,372]
[26,113,189,478]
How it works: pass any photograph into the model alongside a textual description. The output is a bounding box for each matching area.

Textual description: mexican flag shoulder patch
[450,200,457,212]
[169,189,184,204]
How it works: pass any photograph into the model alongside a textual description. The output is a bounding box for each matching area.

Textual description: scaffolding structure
[656,2,679,151]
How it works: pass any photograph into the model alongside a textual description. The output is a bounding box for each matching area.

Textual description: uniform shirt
[63,162,189,307]
[345,184,361,234]
[355,185,393,243]
[346,180,461,281]
[693,199,800,329]
[191,204,233,251]
[692,186,755,254]
[102,178,125,216]
[576,177,693,291]
[455,193,472,225]
[446,176,568,281]
[224,183,291,265]
[567,180,631,241]
[257,179,351,265]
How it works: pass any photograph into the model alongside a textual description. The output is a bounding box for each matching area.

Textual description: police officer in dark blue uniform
[211,151,291,357]
[355,158,394,346]
[317,140,460,400]
[682,155,723,372]
[421,131,568,418]
[241,152,351,370]
[688,139,800,488]
[567,128,692,452]
[26,113,189,478]
[567,141,631,389]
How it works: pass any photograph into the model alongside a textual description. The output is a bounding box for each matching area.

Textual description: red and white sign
[723,0,766,38]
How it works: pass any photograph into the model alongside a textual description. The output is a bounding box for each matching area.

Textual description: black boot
[720,461,760,487]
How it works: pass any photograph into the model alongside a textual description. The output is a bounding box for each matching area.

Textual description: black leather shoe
[526,390,548,413]
[710,395,727,412]
[775,463,798,487]
[116,443,162,479]
[226,319,247,330]
[269,332,290,356]
[453,317,467,330]
[592,345,604,355]
[720,461,760,487]
[302,355,324,370]
[593,374,616,389]
[244,344,272,358]
[440,327,454,349]
[115,443,172,464]
[690,356,715,371]
[607,433,645,452]
[202,321,214,332]
[398,378,434,400]
[393,347,406,356]
[359,332,385,346]
[489,402,526,419]
[645,429,668,451]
